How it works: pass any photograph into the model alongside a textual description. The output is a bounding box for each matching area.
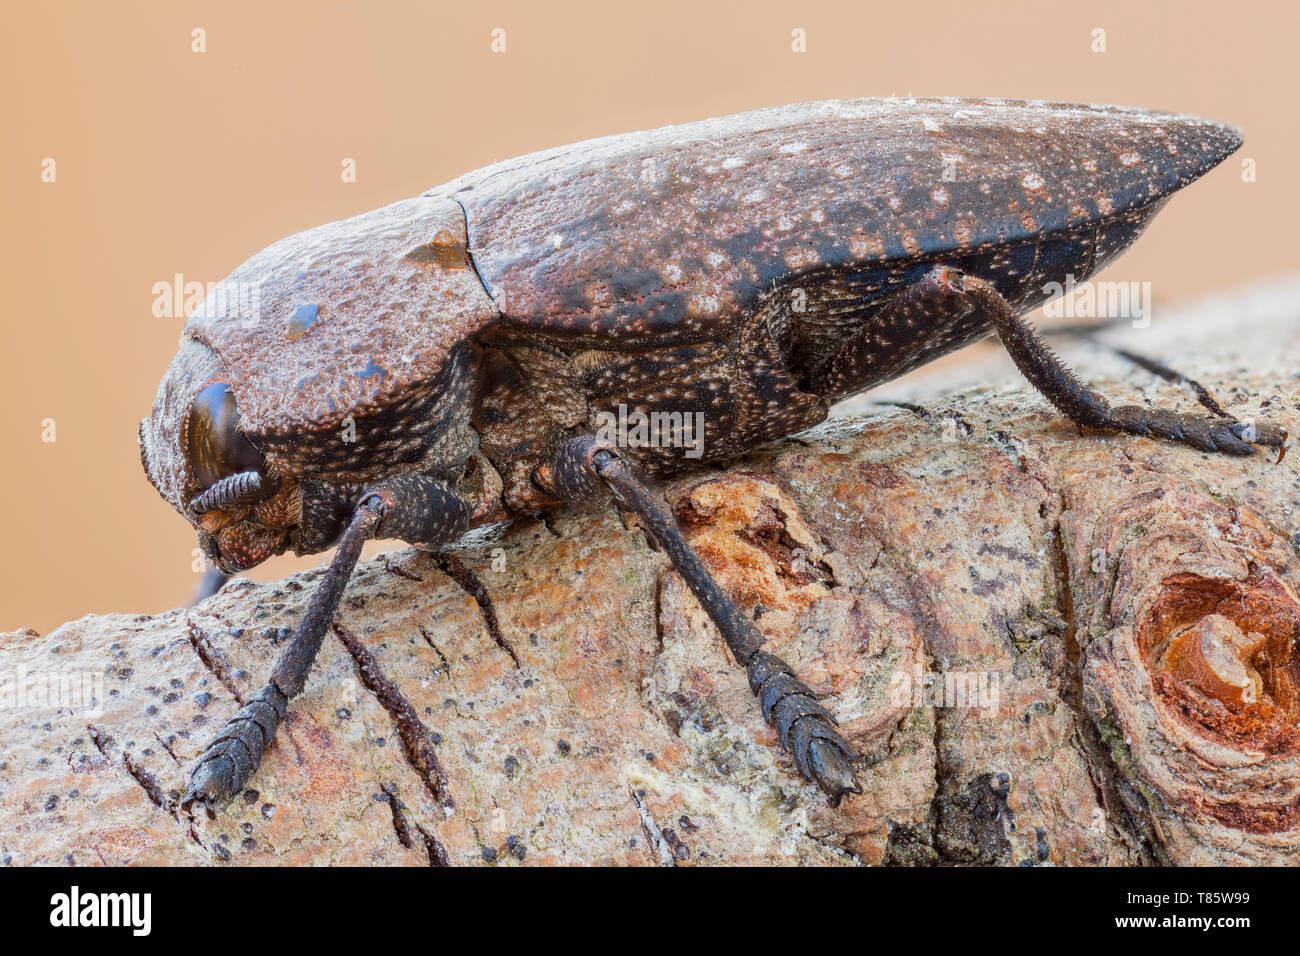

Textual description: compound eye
[187,382,264,490]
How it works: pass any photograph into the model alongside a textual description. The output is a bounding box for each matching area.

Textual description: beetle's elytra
[140,97,1287,814]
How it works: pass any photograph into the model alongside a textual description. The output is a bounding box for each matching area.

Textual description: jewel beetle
[139,97,1287,815]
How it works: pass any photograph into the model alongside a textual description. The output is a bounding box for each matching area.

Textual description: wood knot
[672,472,834,616]
[1140,571,1300,757]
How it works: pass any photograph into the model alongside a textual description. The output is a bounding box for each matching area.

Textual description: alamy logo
[1041,274,1153,328]
[889,667,1001,717]
[0,666,103,717]
[594,404,706,459]
[49,886,151,936]
[152,273,262,326]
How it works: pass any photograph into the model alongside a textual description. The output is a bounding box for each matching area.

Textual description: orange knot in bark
[1157,614,1267,710]
[1139,571,1300,756]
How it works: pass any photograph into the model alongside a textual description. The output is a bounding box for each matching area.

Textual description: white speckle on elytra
[705,251,727,268]
[549,233,564,249]
[887,196,903,212]
[663,263,683,283]
[688,294,721,315]
[930,186,949,205]
[779,141,809,154]
[1119,149,1141,166]
[722,156,747,169]
[1021,171,1046,191]
[833,163,854,178]
[810,208,826,224]
[784,247,821,269]
[1082,158,1099,173]
[922,116,942,132]
[742,189,768,204]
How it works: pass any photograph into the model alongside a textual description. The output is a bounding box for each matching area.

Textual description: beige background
[2,0,1295,633]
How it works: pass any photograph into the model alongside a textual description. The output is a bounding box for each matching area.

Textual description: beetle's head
[140,337,297,572]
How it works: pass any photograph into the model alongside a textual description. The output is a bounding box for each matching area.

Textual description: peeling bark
[2,295,1298,866]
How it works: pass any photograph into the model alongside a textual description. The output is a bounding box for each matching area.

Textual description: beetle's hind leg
[182,476,473,816]
[1044,327,1234,420]
[814,266,1287,459]
[962,273,1288,458]
[539,436,862,805]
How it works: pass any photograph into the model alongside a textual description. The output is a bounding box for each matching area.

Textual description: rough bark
[3,281,1298,866]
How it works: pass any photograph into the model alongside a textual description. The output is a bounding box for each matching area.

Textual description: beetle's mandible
[140,97,1288,815]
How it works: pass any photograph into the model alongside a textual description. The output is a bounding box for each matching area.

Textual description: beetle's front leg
[539,436,862,805]
[181,475,472,816]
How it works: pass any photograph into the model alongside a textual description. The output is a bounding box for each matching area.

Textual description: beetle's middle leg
[181,474,473,815]
[537,435,862,805]
[812,265,1288,458]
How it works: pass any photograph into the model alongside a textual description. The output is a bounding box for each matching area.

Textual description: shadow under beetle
[139,98,1288,815]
